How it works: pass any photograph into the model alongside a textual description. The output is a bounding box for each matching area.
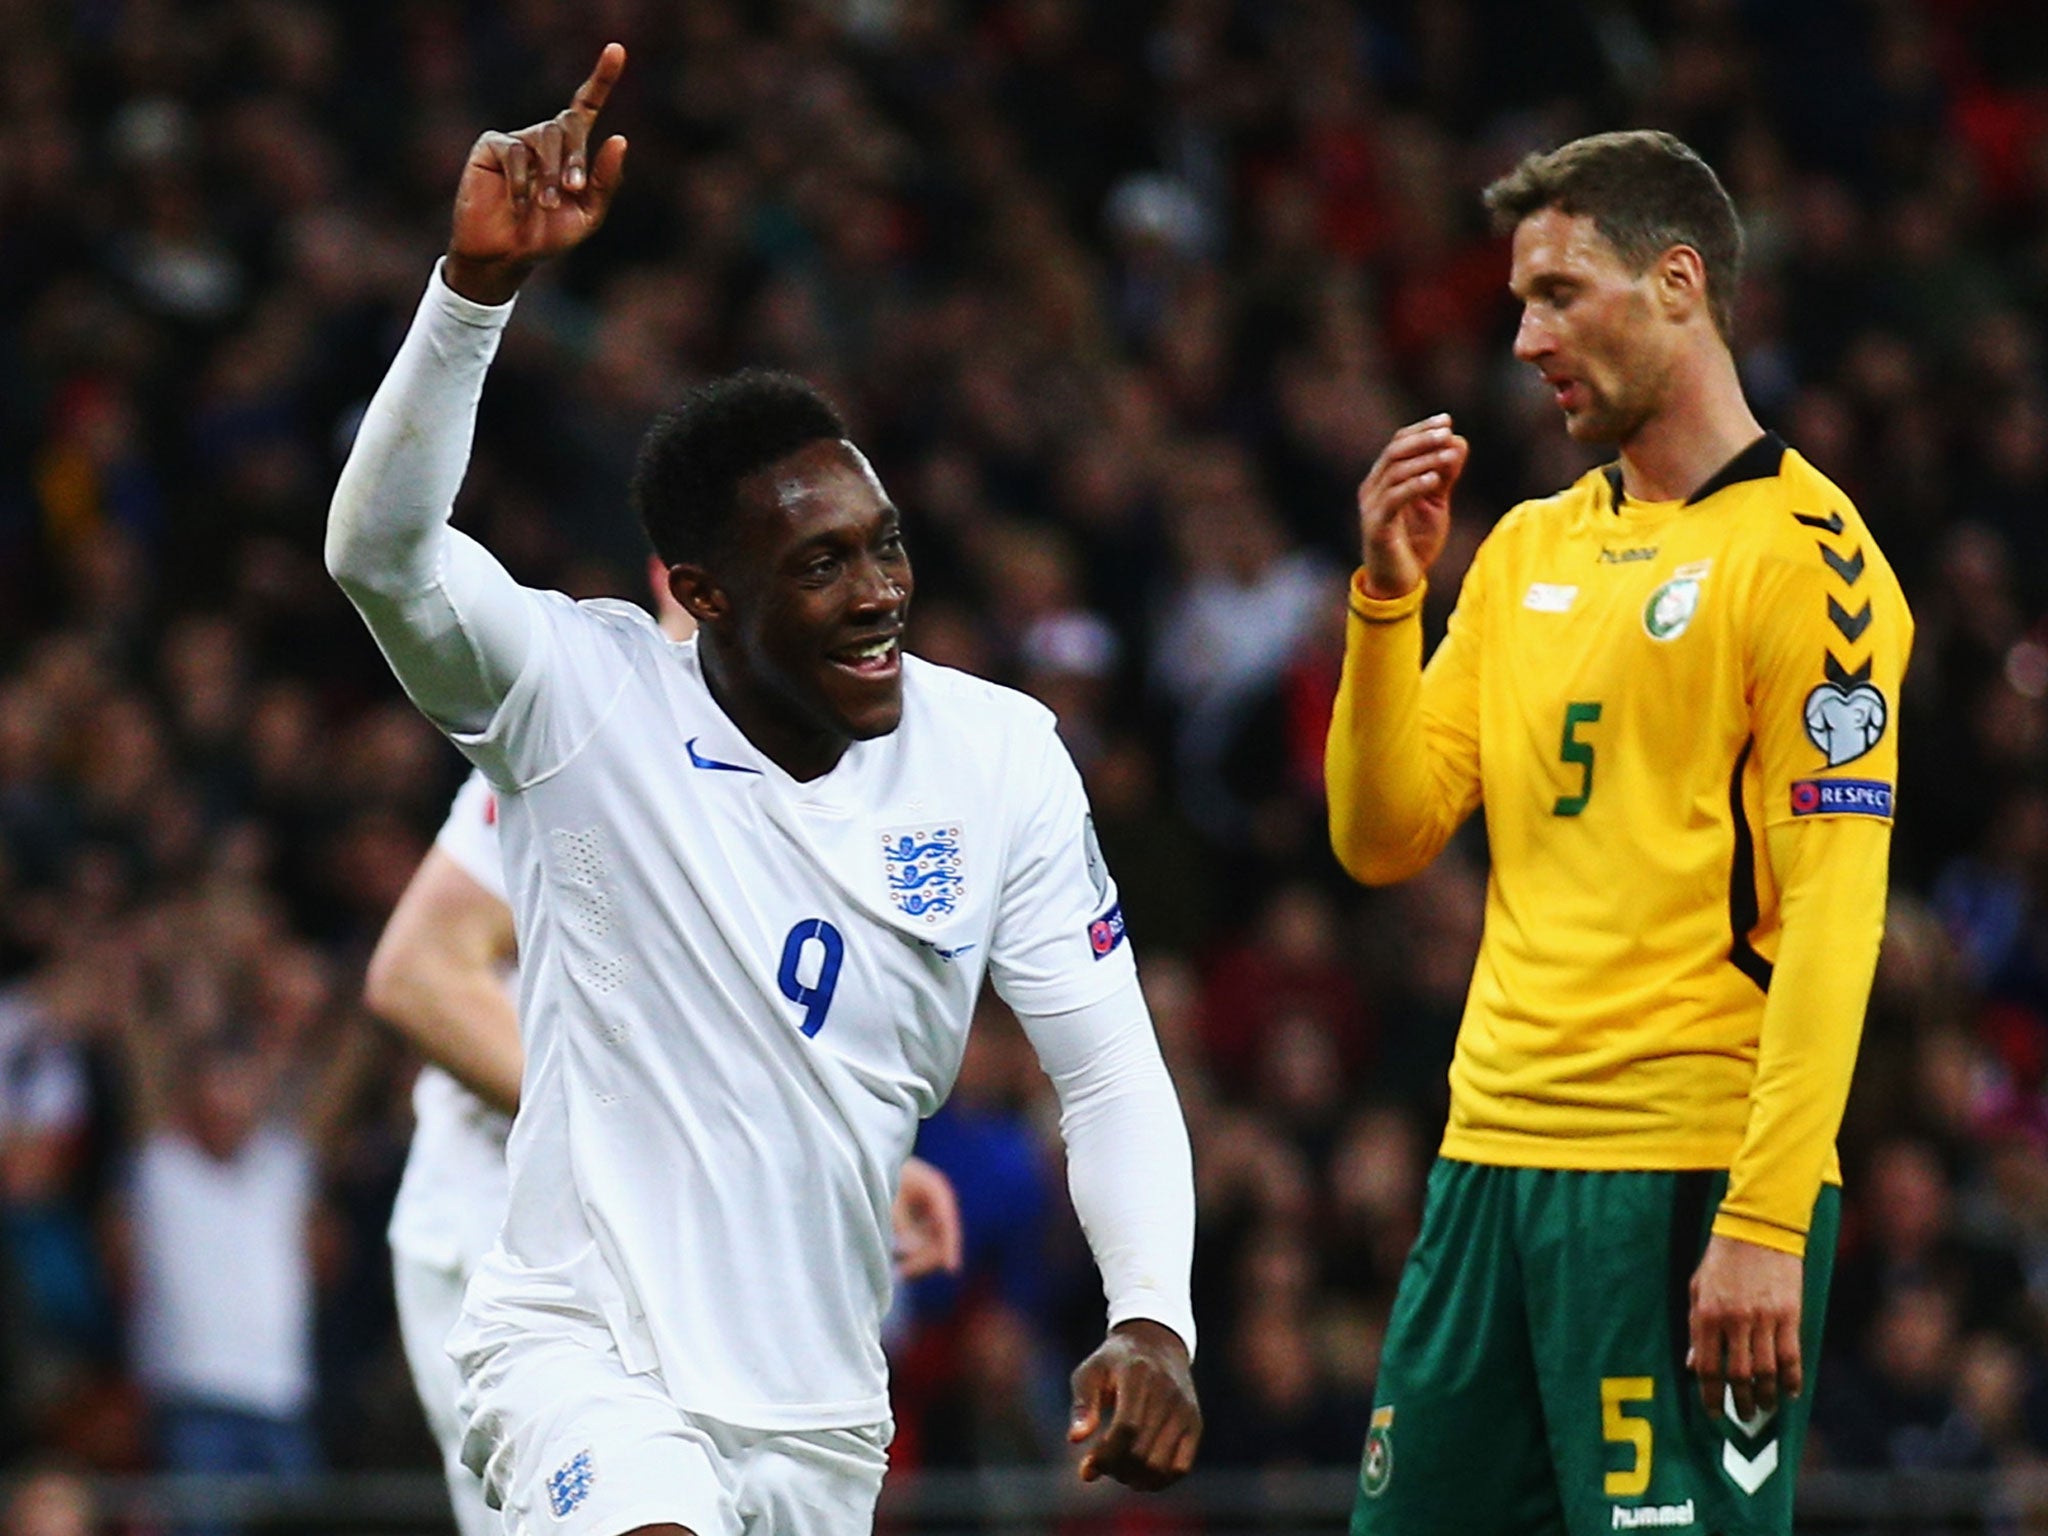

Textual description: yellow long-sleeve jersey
[1326,435,1912,1255]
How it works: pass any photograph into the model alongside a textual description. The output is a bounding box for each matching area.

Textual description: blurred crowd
[3,0,2048,1519]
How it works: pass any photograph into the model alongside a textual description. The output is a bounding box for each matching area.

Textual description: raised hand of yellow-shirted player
[1356,414,1468,600]
[444,43,629,307]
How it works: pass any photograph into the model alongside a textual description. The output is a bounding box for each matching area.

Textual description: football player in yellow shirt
[1328,130,1911,1536]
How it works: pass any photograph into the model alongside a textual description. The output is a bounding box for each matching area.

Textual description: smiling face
[678,437,912,777]
[1509,207,1679,447]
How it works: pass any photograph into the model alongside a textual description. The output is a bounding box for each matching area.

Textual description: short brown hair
[1483,130,1744,343]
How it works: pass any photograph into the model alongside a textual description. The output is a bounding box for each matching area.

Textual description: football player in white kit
[370,575,964,1536]
[327,42,1199,1536]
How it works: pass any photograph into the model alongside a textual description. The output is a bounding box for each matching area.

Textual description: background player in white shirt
[370,579,964,1536]
[326,43,1199,1536]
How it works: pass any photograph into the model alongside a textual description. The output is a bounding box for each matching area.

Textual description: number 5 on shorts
[1601,1376,1653,1497]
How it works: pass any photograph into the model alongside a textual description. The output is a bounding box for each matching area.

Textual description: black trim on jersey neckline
[1599,432,1787,515]
[1727,738,1774,994]
[1686,432,1786,505]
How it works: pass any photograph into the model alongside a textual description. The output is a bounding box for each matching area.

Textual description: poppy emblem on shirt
[547,1449,594,1518]
[1087,902,1127,959]
[882,824,965,922]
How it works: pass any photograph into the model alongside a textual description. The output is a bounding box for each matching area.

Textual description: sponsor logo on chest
[1523,582,1579,613]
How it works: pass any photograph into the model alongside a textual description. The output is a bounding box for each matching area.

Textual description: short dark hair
[632,369,849,566]
[1483,130,1744,343]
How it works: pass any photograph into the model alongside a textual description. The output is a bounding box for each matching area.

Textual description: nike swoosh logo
[686,737,761,774]
[933,944,976,961]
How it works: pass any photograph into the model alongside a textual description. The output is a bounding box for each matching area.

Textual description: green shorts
[1352,1160,1838,1536]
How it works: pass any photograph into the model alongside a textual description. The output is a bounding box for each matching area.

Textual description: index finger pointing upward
[571,43,627,120]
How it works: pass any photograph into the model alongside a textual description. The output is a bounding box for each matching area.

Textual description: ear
[1655,244,1710,324]
[667,563,728,626]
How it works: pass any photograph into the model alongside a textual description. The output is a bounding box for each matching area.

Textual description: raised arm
[324,46,629,736]
[1326,415,1484,884]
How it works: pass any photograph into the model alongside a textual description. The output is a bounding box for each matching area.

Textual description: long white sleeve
[325,263,535,735]
[1016,975,1197,1358]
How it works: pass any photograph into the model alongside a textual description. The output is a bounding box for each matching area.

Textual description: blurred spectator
[105,918,375,1493]
[1830,1136,2031,1357]
[1,1470,97,1536]
[1200,882,1371,1105]
[914,1300,1069,1469]
[1818,1281,1996,1472]
[1151,441,1341,842]
[0,949,117,1441]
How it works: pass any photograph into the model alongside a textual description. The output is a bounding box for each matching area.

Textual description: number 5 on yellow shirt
[1554,701,1604,816]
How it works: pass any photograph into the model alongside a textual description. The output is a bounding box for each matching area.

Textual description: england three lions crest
[882,824,965,922]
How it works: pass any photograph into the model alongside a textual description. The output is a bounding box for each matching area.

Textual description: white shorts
[455,1319,890,1536]
[393,1252,498,1536]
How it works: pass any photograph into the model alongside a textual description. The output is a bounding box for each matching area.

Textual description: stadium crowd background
[3,0,2048,1520]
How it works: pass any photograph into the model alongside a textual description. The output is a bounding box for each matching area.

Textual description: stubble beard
[1562,378,1654,448]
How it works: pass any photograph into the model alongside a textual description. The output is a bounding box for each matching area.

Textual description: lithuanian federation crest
[1643,560,1711,641]
[1361,1405,1394,1497]
[882,824,965,923]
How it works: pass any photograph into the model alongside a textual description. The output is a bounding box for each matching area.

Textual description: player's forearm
[326,263,533,734]
[365,956,523,1116]
[1326,577,1463,884]
[1019,983,1197,1358]
[327,261,510,596]
[1716,817,1891,1254]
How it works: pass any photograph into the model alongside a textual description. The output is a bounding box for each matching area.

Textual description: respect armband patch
[1790,778,1893,818]
[1087,902,1127,959]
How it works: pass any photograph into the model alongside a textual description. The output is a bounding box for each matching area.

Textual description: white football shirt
[131,1128,314,1415]
[331,269,1191,1436]
[386,771,515,1274]
[448,604,1137,1430]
